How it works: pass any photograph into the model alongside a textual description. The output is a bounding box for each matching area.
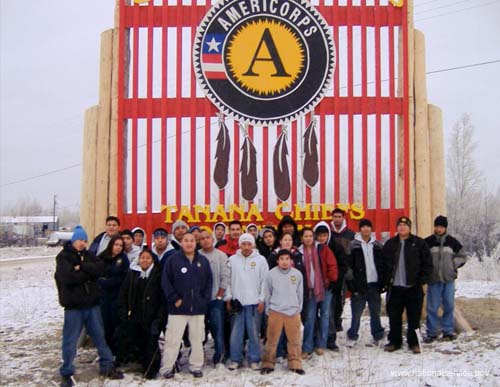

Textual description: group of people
[54,209,466,386]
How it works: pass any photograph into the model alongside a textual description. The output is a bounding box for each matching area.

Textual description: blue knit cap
[71,225,88,242]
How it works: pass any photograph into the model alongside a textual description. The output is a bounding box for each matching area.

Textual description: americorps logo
[193,0,336,126]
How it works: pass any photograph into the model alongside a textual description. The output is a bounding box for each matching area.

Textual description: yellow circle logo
[225,18,306,98]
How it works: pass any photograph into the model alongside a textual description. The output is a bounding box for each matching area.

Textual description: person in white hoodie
[345,219,385,346]
[225,233,269,371]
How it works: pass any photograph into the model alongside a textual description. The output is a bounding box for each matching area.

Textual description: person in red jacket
[216,220,242,257]
[298,227,338,358]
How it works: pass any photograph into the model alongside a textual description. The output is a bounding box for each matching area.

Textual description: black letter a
[242,28,290,77]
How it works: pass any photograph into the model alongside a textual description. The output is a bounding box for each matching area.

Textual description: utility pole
[53,195,57,231]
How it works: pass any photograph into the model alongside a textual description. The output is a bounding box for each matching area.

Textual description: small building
[0,216,59,238]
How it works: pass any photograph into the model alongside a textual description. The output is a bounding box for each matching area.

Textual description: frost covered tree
[446,113,499,255]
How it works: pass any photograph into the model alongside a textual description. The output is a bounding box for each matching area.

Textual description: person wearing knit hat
[226,231,269,370]
[381,216,433,354]
[423,215,466,343]
[358,219,373,229]
[55,226,123,386]
[257,227,277,260]
[151,228,170,267]
[170,220,189,251]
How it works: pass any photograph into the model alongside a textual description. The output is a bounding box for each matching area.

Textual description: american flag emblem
[201,34,227,80]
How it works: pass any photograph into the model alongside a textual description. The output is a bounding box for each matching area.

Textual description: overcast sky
[1,0,499,214]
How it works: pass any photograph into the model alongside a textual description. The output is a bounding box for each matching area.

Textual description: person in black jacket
[115,249,166,379]
[160,232,213,379]
[382,216,433,354]
[88,216,121,257]
[54,225,123,387]
[257,226,277,260]
[276,215,301,248]
[345,219,385,347]
[97,235,130,353]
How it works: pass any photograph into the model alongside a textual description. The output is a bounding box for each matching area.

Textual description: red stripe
[205,72,227,79]
[146,1,154,234]
[202,54,222,64]
[117,0,125,218]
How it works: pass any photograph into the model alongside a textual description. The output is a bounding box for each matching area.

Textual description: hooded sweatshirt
[225,248,269,305]
[277,215,301,247]
[330,218,355,254]
[212,222,226,246]
[313,221,332,244]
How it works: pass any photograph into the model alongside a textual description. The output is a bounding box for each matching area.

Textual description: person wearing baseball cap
[381,216,433,354]
[225,233,269,371]
[423,216,466,343]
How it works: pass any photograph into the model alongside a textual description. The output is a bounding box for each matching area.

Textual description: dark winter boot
[60,375,74,387]
[100,368,124,379]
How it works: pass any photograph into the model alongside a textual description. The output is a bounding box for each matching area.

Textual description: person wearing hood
[168,220,189,252]
[225,233,269,371]
[257,226,277,260]
[277,215,301,247]
[216,220,242,257]
[97,235,130,353]
[151,228,170,268]
[213,222,226,246]
[55,225,123,387]
[315,221,347,349]
[132,227,146,248]
[424,216,466,343]
[116,249,166,379]
[121,229,142,265]
[299,227,338,358]
[345,219,385,347]
[160,233,213,379]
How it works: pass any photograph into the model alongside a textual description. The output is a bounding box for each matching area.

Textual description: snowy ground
[0,248,499,387]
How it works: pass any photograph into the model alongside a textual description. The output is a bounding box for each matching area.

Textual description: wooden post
[454,306,474,334]
[397,0,415,223]
[413,29,432,237]
[428,104,447,217]
[94,29,114,235]
[80,106,99,239]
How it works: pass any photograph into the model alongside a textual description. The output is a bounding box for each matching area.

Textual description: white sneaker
[276,356,284,364]
[250,362,260,371]
[227,362,240,371]
[346,339,357,348]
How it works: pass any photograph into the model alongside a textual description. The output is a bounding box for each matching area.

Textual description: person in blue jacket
[160,232,213,379]
[97,235,130,353]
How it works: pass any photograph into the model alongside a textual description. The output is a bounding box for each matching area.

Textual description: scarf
[303,245,324,302]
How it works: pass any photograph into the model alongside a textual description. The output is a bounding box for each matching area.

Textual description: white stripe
[203,63,225,72]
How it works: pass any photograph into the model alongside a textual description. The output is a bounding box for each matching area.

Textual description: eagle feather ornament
[213,115,231,190]
[273,128,291,201]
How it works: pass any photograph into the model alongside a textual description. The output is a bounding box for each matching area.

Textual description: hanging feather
[303,119,319,187]
[213,117,231,190]
[240,128,258,201]
[273,130,291,201]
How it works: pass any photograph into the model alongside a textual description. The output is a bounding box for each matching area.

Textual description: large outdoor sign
[193,0,335,126]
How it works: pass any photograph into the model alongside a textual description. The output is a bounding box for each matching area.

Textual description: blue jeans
[208,299,225,364]
[347,283,384,341]
[302,290,333,353]
[426,281,455,337]
[229,305,261,364]
[60,305,114,376]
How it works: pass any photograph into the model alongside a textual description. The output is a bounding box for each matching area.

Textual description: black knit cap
[120,229,134,238]
[397,216,412,228]
[153,227,168,237]
[358,219,373,229]
[434,215,448,228]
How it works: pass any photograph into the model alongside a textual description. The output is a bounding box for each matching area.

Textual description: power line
[415,0,498,22]
[2,58,498,188]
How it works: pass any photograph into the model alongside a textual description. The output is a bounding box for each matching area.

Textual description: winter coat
[97,251,130,301]
[425,233,466,283]
[88,231,106,257]
[346,235,385,293]
[277,215,302,247]
[299,242,338,289]
[329,220,356,255]
[216,235,240,257]
[162,251,213,315]
[382,234,433,287]
[118,264,166,328]
[55,242,105,309]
